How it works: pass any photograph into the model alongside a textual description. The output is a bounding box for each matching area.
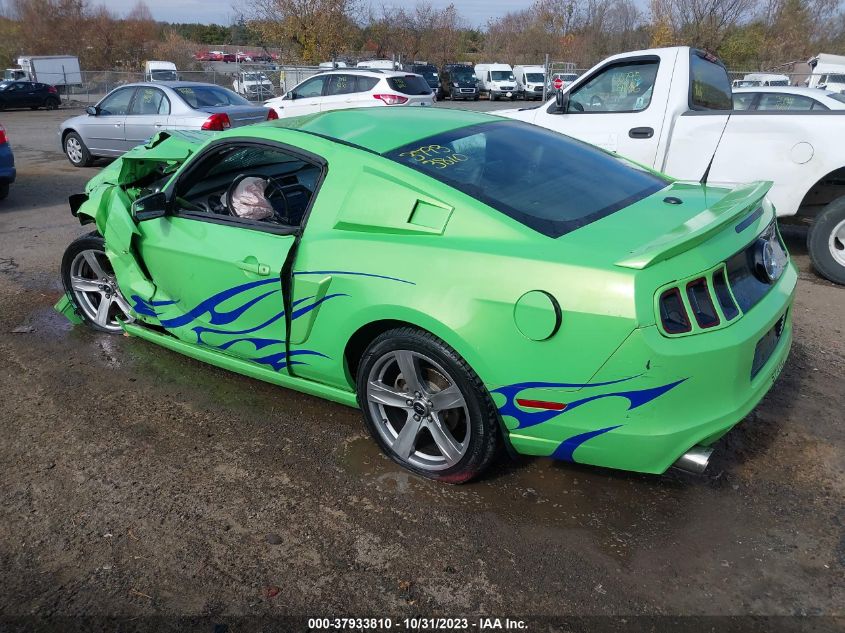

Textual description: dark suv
[403,63,439,94]
[439,64,479,101]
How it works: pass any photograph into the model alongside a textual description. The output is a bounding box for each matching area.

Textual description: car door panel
[85,87,135,155]
[125,87,170,149]
[135,216,299,372]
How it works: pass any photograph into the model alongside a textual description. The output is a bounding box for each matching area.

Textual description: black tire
[473,95,479,101]
[30,106,39,110]
[0,183,8,200]
[807,197,845,285]
[356,327,501,484]
[45,97,60,110]
[490,92,497,101]
[60,233,131,333]
[64,131,93,168]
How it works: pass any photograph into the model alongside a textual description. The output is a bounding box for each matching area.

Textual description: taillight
[0,125,7,145]
[686,278,720,328]
[373,94,408,105]
[48,85,58,94]
[201,112,231,131]
[266,108,278,121]
[659,287,691,334]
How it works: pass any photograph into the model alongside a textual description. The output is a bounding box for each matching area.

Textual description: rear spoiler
[615,180,773,270]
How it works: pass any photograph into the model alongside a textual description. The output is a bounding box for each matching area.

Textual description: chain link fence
[63,65,324,106]
[58,65,840,108]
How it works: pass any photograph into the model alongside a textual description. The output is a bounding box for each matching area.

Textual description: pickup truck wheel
[808,197,845,285]
[64,132,93,168]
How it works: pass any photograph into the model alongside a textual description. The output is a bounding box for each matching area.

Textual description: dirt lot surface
[0,107,843,631]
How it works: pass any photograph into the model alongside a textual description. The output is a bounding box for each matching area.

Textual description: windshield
[768,80,789,86]
[150,70,177,81]
[491,71,514,81]
[386,120,668,239]
[827,74,845,83]
[243,73,267,81]
[451,69,475,82]
[526,73,545,83]
[829,93,845,104]
[175,85,250,108]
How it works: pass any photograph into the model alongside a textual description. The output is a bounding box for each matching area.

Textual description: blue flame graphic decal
[492,376,686,462]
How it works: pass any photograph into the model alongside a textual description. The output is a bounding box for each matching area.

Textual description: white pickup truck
[501,46,845,284]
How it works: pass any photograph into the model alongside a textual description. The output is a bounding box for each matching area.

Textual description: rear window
[174,85,250,108]
[690,52,732,110]
[385,120,668,238]
[386,75,431,95]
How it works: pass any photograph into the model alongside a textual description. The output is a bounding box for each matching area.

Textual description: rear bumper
[0,143,15,184]
[504,263,797,474]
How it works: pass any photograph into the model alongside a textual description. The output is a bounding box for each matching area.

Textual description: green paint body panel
[57,109,797,475]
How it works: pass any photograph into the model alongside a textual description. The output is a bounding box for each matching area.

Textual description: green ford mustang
[56,108,796,483]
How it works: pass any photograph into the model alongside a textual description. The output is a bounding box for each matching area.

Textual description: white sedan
[733,86,845,111]
[264,69,434,118]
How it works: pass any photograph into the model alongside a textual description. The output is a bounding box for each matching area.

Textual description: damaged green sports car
[57,108,796,483]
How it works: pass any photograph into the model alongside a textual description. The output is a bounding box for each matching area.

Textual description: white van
[736,73,790,87]
[513,64,546,100]
[474,63,516,100]
[144,61,177,82]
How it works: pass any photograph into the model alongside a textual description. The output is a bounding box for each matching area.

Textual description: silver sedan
[59,82,274,167]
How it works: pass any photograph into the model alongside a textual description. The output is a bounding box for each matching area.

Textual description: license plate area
[750,311,787,379]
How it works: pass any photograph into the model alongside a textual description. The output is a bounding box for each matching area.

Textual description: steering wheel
[225,173,291,224]
[589,94,604,108]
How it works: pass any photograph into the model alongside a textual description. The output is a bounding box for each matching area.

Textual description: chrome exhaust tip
[673,446,714,474]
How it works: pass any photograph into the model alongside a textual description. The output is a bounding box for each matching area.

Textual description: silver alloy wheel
[65,136,83,164]
[366,350,470,472]
[69,249,133,332]
[830,218,845,268]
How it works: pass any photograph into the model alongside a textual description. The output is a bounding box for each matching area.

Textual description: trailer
[3,56,82,88]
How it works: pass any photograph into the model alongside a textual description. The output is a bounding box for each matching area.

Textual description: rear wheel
[0,183,8,200]
[357,327,501,483]
[45,97,60,110]
[60,234,134,333]
[64,131,92,167]
[808,197,845,285]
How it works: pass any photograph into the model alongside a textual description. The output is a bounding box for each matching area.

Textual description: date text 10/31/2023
[307,617,528,630]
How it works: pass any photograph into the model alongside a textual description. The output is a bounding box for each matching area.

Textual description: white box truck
[807,53,845,93]
[4,56,82,87]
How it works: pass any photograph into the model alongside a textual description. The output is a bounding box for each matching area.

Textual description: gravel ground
[0,106,842,631]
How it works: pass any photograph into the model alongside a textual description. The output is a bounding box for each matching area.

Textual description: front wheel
[808,197,845,285]
[64,131,93,167]
[357,327,501,483]
[60,234,134,333]
[45,97,60,110]
[0,183,8,200]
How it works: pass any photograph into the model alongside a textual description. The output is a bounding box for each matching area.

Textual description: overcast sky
[104,0,532,26]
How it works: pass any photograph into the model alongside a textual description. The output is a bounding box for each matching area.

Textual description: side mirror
[85,106,98,116]
[554,89,569,113]
[287,91,297,100]
[132,191,168,222]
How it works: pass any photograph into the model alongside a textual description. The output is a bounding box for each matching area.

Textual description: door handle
[629,127,654,139]
[238,257,271,276]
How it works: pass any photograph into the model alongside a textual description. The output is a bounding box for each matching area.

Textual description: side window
[99,88,135,115]
[569,60,659,113]
[757,93,814,111]
[732,93,757,110]
[129,87,169,115]
[690,53,733,110]
[174,144,323,229]
[811,100,829,111]
[326,74,356,95]
[295,76,325,98]
[356,75,379,92]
